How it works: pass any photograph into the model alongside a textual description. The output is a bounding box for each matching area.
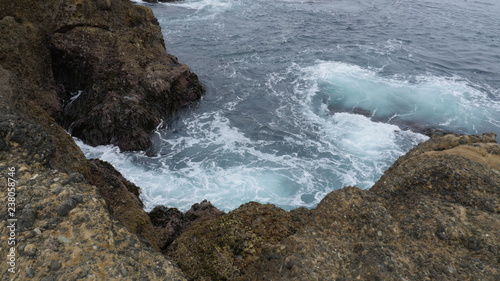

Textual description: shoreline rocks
[1,0,199,279]
[1,0,498,280]
[0,145,187,280]
[1,0,204,152]
[165,133,499,281]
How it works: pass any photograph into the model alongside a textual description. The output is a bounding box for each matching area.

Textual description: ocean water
[78,0,500,211]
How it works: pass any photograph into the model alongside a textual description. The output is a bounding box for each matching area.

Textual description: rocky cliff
[1,1,499,281]
[0,126,187,280]
[1,0,204,152]
[0,0,198,279]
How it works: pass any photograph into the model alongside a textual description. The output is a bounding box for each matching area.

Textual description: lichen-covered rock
[1,1,499,280]
[372,133,500,212]
[50,0,204,151]
[168,134,500,281]
[0,1,192,278]
[0,18,90,177]
[0,147,187,280]
[0,16,61,117]
[0,64,89,176]
[1,54,187,280]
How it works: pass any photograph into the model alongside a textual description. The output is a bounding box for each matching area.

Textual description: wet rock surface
[327,104,452,137]
[1,36,188,281]
[167,202,307,280]
[1,0,204,152]
[2,46,499,280]
[1,1,193,279]
[87,159,165,250]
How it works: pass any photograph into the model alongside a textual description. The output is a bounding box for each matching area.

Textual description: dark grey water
[79,0,500,211]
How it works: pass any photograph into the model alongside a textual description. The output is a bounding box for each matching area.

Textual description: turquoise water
[78,0,500,211]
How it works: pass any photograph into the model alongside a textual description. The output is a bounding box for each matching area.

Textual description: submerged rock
[327,103,452,137]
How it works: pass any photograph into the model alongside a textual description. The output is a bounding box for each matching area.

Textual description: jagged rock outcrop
[1,0,204,151]
[167,133,500,281]
[0,67,187,279]
[0,136,187,280]
[166,202,311,280]
[1,0,199,279]
[149,200,225,251]
[87,159,165,251]
[0,16,89,176]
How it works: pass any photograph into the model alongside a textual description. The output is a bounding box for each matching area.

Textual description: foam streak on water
[78,0,500,211]
[299,61,500,135]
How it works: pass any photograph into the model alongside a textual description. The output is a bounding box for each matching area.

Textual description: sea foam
[298,61,500,136]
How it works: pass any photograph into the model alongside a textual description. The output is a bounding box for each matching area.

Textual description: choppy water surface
[79,0,500,211]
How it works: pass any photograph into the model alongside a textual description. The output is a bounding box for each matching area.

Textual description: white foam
[68,90,83,105]
[298,60,500,135]
[161,0,238,16]
[74,61,444,212]
[88,0,498,214]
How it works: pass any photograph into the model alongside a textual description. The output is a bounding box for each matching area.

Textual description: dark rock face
[167,133,500,281]
[2,1,499,280]
[0,4,189,276]
[0,63,89,177]
[0,1,199,278]
[1,0,204,152]
[0,16,62,117]
[149,200,225,250]
[50,0,204,151]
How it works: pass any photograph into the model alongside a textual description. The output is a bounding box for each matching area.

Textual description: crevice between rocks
[54,23,111,34]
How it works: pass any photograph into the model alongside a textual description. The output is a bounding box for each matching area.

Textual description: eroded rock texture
[1,1,499,281]
[0,66,187,280]
[1,1,199,279]
[0,139,187,280]
[1,0,204,151]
